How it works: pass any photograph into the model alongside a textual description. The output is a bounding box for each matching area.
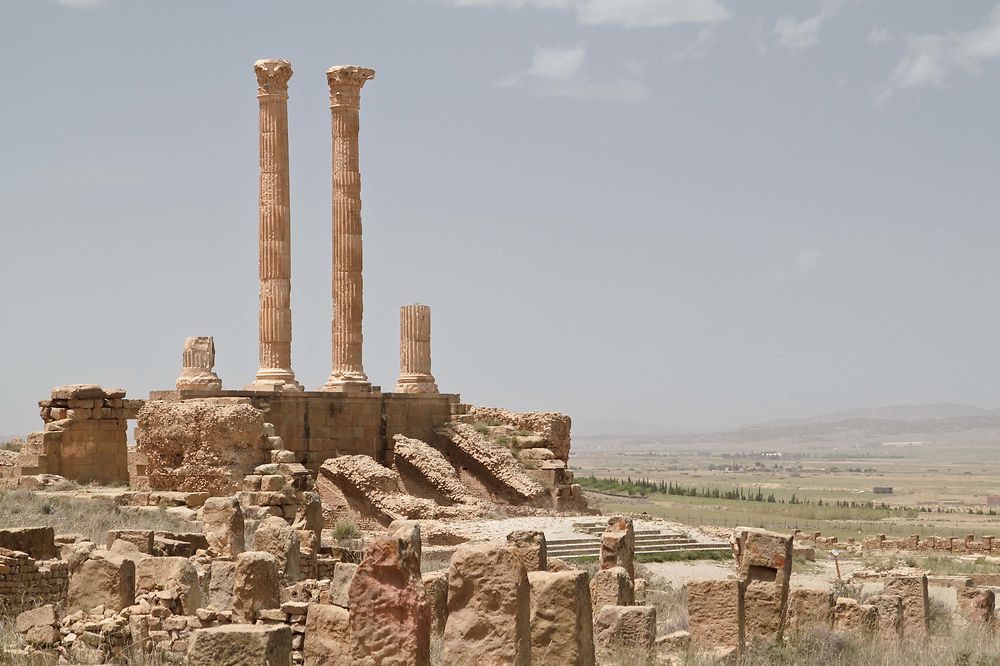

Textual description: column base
[247,370,303,393]
[319,371,372,393]
[176,372,223,392]
[393,374,439,394]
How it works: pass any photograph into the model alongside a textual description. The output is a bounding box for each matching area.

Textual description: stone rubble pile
[2,509,666,665]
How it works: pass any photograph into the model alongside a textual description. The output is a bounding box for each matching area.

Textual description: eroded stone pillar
[249,59,302,392]
[176,337,222,391]
[394,304,438,394]
[322,66,375,393]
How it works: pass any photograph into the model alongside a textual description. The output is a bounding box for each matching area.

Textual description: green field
[572,448,1000,539]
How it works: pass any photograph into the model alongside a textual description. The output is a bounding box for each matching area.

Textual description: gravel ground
[428,514,724,544]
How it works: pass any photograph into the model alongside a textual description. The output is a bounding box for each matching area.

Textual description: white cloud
[440,0,573,8]
[877,4,1000,104]
[664,27,715,64]
[434,0,731,28]
[774,13,827,51]
[773,0,853,53]
[526,44,586,79]
[576,0,730,28]
[55,0,107,7]
[769,249,824,282]
[497,44,648,102]
[867,27,892,45]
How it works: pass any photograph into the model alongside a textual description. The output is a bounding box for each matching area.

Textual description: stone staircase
[544,521,731,561]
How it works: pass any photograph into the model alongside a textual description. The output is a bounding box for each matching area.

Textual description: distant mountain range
[572,403,1000,455]
[754,403,994,427]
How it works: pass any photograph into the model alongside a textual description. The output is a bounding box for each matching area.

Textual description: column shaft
[395,304,438,394]
[250,59,301,391]
[323,66,375,392]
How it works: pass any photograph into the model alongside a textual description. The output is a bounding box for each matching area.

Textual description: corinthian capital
[254,59,293,98]
[327,66,375,109]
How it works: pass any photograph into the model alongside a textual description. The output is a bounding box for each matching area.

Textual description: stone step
[547,541,714,554]
[548,533,697,547]
[548,537,700,548]
[574,526,665,537]
[550,544,731,560]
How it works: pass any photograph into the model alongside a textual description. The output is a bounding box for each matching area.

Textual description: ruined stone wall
[148,390,459,474]
[467,407,572,462]
[795,530,1000,555]
[0,550,68,616]
[135,398,270,494]
[0,530,68,616]
[19,385,128,484]
[382,394,456,463]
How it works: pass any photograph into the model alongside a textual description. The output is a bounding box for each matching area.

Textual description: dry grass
[0,489,191,544]
[637,563,688,635]
[724,625,1000,666]
[421,550,452,574]
[0,437,24,452]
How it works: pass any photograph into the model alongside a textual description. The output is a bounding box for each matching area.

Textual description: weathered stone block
[443,543,530,666]
[527,570,595,666]
[957,588,994,626]
[67,552,134,613]
[135,557,202,614]
[592,605,655,665]
[105,529,154,555]
[883,574,929,638]
[687,579,743,649]
[15,605,57,634]
[600,516,635,580]
[208,560,236,611]
[201,496,245,556]
[187,625,291,666]
[349,525,429,665]
[304,603,350,665]
[589,566,633,613]
[135,398,268,494]
[507,530,547,573]
[254,516,301,582]
[788,588,833,632]
[232,551,281,623]
[744,579,785,645]
[833,597,877,636]
[867,594,903,639]
[329,562,358,608]
[422,570,448,637]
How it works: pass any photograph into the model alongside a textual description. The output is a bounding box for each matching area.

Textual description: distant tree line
[576,475,899,510]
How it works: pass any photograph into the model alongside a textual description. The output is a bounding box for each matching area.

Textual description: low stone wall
[794,529,1000,555]
[0,548,68,616]
[861,533,998,554]
[19,385,128,484]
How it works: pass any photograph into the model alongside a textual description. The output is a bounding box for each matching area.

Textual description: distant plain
[571,403,1000,540]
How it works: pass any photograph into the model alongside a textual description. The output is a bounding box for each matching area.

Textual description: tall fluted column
[394,304,438,394]
[248,59,302,392]
[322,65,375,392]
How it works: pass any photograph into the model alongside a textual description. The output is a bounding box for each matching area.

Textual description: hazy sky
[2,1,1000,436]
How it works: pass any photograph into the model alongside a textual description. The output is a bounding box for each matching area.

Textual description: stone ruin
[0,58,602,665]
[680,526,994,659]
[18,385,137,485]
[6,58,588,522]
[2,513,663,665]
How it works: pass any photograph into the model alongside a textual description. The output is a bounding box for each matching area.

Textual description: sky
[1,1,1000,436]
